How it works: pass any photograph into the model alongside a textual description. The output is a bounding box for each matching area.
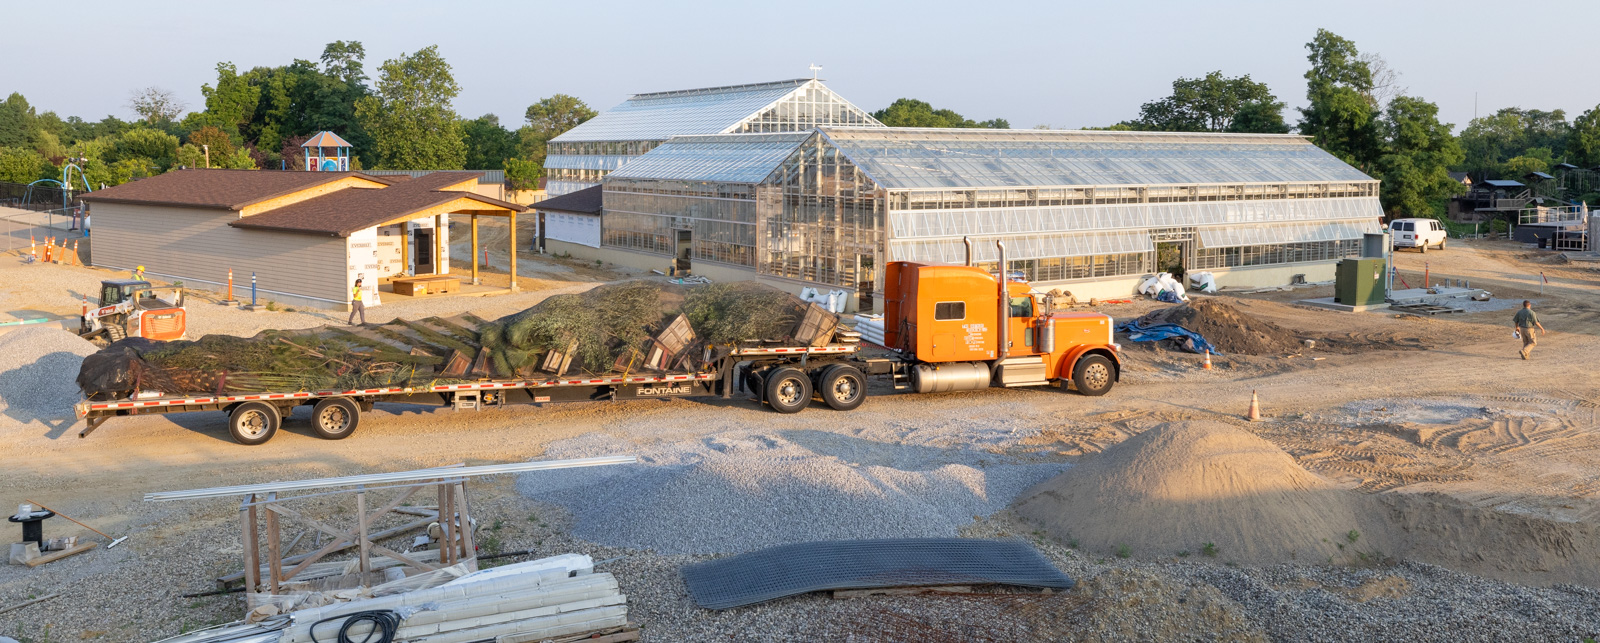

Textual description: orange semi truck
[78,240,1117,443]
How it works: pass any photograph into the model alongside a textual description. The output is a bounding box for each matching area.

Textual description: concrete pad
[1296,297,1390,313]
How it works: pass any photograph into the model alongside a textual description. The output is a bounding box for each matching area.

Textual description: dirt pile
[1136,299,1302,355]
[1014,421,1600,586]
[1068,569,1267,642]
[1013,421,1367,564]
[0,327,100,427]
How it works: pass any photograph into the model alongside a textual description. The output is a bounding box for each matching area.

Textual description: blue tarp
[1116,319,1219,355]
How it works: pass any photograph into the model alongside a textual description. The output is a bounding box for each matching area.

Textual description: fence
[0,181,87,212]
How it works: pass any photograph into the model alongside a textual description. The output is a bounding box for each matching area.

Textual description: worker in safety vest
[348,278,367,325]
[133,265,146,281]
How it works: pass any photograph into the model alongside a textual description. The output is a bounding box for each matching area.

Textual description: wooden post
[434,214,444,276]
[470,214,480,285]
[265,492,281,594]
[455,482,476,568]
[437,481,453,566]
[241,494,260,593]
[399,223,410,277]
[356,486,371,574]
[508,211,518,292]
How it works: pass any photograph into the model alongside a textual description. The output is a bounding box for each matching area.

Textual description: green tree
[110,128,180,169]
[516,94,596,171]
[1375,96,1464,217]
[186,126,235,160]
[871,99,1009,128]
[1569,106,1600,168]
[462,114,518,170]
[1119,71,1287,133]
[1504,154,1550,177]
[1459,108,1571,179]
[0,93,40,148]
[504,156,542,191]
[354,45,466,169]
[1297,29,1382,168]
[201,63,262,137]
[0,146,50,183]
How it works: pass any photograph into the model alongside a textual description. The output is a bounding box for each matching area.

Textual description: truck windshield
[1009,296,1033,318]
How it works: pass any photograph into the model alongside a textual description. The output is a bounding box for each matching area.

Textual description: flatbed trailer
[76,242,1124,446]
[75,343,884,445]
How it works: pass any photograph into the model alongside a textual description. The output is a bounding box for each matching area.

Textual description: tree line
[2,31,1596,219]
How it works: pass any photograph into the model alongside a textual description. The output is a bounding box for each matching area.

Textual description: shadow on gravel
[0,350,91,440]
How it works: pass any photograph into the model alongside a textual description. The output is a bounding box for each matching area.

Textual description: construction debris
[24,542,96,567]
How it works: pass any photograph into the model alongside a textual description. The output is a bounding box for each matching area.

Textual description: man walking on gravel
[1513,300,1545,360]
[349,278,367,325]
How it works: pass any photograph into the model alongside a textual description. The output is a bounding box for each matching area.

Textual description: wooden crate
[392,275,461,297]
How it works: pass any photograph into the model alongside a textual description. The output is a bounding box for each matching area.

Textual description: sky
[3,0,1597,134]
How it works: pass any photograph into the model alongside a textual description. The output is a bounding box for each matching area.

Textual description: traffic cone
[29,234,36,261]
[71,239,80,266]
[1202,349,1213,370]
[1247,390,1262,422]
[43,236,53,263]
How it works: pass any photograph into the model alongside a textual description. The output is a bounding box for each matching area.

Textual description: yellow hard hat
[136,265,145,271]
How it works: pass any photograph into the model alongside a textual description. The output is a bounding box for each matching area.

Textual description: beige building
[81,169,527,310]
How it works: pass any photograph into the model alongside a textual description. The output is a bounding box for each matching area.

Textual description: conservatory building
[542,78,882,196]
[578,127,1382,312]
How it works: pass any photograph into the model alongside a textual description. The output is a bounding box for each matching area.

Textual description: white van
[1390,218,1447,252]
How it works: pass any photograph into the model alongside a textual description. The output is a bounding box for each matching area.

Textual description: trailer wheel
[818,365,866,411]
[229,402,280,445]
[311,397,360,440]
[764,367,812,414]
[1072,355,1116,397]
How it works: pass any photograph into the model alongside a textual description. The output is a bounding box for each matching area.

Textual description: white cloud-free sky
[4,0,1596,133]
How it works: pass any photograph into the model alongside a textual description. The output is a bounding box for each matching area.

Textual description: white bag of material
[1153,273,1188,301]
[1137,275,1162,295]
[1189,271,1218,293]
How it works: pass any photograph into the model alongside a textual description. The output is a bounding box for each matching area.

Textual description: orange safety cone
[1247,390,1262,422]
[1202,349,1213,370]
[81,295,88,319]
[71,239,81,266]
[29,234,36,261]
[43,236,53,263]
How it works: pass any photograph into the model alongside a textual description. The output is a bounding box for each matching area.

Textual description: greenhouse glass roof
[817,128,1376,189]
[605,133,811,183]
[553,79,833,143]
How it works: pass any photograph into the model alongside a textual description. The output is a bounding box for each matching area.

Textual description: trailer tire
[229,402,280,445]
[764,367,812,414]
[818,365,866,411]
[311,397,360,440]
[1072,355,1116,397]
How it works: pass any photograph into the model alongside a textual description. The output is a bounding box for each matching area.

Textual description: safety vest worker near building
[348,278,366,325]
[133,265,145,281]
[1513,300,1546,360]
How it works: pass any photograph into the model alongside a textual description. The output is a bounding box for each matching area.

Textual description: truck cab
[883,257,1119,396]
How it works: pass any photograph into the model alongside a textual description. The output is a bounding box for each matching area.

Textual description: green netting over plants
[76,280,824,400]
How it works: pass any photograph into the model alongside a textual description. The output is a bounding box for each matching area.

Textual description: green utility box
[1335,258,1387,306]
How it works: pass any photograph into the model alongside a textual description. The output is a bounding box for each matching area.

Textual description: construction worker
[348,278,367,325]
[1513,300,1546,360]
[133,265,146,281]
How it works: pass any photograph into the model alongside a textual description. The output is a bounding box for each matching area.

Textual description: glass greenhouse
[601,127,1383,309]
[544,79,882,195]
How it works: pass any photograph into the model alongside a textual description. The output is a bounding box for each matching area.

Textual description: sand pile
[1015,421,1600,586]
[1136,299,1301,355]
[1013,421,1366,563]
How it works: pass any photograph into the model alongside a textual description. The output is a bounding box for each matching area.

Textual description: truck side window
[1010,296,1033,318]
[934,301,965,321]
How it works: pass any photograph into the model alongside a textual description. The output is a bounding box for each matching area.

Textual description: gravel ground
[517,429,1068,554]
[0,327,98,432]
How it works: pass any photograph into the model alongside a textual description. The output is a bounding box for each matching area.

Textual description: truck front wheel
[1072,355,1116,397]
[229,402,280,445]
[818,365,866,411]
[764,367,812,414]
[311,397,360,440]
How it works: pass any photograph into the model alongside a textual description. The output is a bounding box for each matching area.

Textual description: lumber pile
[77,280,846,399]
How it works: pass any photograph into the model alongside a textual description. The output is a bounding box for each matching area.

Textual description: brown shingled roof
[78,169,393,211]
[530,185,602,215]
[229,171,527,237]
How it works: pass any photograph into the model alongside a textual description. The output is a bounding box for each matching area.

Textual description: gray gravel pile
[0,326,98,426]
[517,430,1068,555]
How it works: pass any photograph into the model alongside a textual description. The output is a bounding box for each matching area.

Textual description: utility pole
[203,145,210,169]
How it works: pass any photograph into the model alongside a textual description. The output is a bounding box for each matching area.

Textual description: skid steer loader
[79,279,186,345]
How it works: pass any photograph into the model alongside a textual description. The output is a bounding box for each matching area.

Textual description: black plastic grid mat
[681,538,1075,609]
